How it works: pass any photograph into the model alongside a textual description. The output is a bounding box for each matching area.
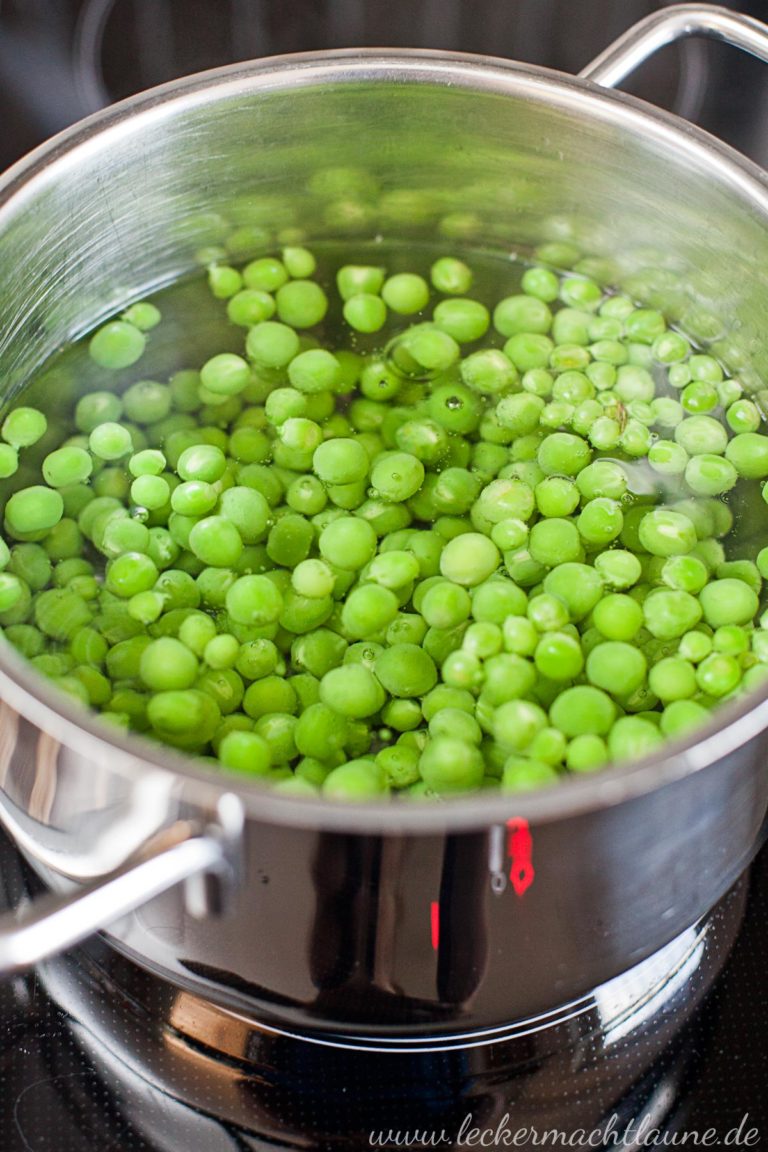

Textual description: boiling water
[12,239,760,555]
[0,238,764,781]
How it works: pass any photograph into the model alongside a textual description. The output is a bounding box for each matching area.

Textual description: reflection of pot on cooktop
[0,829,766,1149]
[1,0,768,169]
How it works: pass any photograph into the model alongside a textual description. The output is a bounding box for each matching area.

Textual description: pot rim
[1,46,768,834]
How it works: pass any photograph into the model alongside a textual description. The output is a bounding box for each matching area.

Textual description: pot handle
[580,3,768,88]
[0,792,243,978]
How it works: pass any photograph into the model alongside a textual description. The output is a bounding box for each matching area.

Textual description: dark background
[1,0,768,172]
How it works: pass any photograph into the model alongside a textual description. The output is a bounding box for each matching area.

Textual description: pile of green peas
[1,242,768,801]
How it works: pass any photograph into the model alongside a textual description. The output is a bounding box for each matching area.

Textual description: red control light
[506,817,534,896]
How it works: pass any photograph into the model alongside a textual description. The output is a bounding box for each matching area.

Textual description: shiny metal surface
[0,833,223,976]
[0,8,765,1025]
[580,3,768,87]
[37,877,747,1145]
[0,793,243,976]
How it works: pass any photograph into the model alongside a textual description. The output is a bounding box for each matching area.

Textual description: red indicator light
[430,900,440,950]
[506,817,534,896]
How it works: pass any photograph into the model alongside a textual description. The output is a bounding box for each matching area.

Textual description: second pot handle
[0,792,243,978]
[580,3,768,89]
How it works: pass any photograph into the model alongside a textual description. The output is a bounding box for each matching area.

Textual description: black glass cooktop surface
[0,835,765,1150]
[0,1,766,1147]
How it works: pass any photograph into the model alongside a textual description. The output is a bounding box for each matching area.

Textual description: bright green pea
[696,652,742,697]
[396,327,461,376]
[371,451,424,502]
[528,519,582,567]
[226,574,282,627]
[725,432,768,479]
[187,516,242,568]
[549,685,615,737]
[121,380,171,424]
[288,349,340,394]
[242,257,288,292]
[537,431,591,477]
[104,552,158,598]
[699,578,759,628]
[433,298,490,343]
[340,583,399,639]
[520,266,559,302]
[586,641,647,698]
[246,321,300,368]
[648,441,689,475]
[320,665,385,718]
[430,257,473,295]
[89,422,132,461]
[227,289,275,327]
[577,498,623,546]
[89,321,146,369]
[502,756,559,791]
[344,293,387,333]
[5,486,64,536]
[643,588,703,639]
[319,517,377,571]
[128,448,166,477]
[147,690,220,749]
[0,444,18,478]
[208,264,243,299]
[274,280,328,328]
[566,734,608,772]
[121,301,161,331]
[140,637,198,691]
[200,353,251,396]
[649,657,697,702]
[323,759,387,800]
[534,631,583,681]
[503,333,554,372]
[419,737,484,792]
[219,730,272,775]
[726,399,761,434]
[494,295,552,337]
[336,265,386,300]
[608,715,663,761]
[675,415,728,457]
[638,509,697,557]
[381,273,429,315]
[660,555,708,594]
[439,533,500,586]
[131,474,170,510]
[592,594,643,641]
[460,349,518,397]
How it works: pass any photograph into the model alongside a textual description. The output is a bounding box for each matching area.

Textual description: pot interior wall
[1,56,768,415]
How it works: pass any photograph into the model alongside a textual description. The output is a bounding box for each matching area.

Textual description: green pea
[381,273,429,315]
[276,280,328,328]
[89,321,146,369]
[430,257,473,295]
[5,487,64,536]
[2,407,47,447]
[344,294,387,333]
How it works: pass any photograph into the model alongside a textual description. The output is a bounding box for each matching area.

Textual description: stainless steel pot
[0,4,767,1038]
